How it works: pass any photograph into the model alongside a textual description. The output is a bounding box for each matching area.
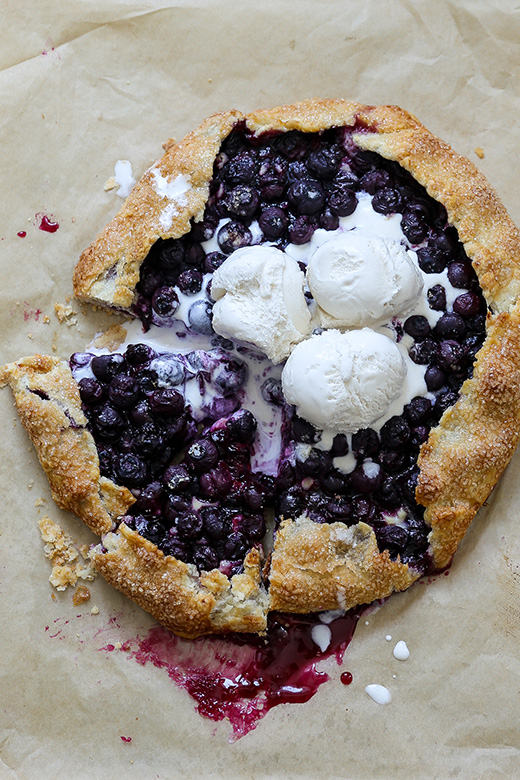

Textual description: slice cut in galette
[3,99,520,638]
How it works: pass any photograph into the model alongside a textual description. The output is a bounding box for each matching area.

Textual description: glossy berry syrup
[36,213,59,232]
[123,608,364,740]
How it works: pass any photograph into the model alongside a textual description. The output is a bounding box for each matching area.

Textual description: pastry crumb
[90,324,127,351]
[54,302,77,325]
[91,605,99,615]
[27,332,33,340]
[474,147,485,159]
[162,137,177,152]
[42,314,50,324]
[104,176,117,191]
[51,332,58,352]
[34,497,46,508]
[72,584,91,605]
[38,516,97,591]
[27,480,34,489]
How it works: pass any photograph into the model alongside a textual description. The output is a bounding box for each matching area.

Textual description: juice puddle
[103,609,364,740]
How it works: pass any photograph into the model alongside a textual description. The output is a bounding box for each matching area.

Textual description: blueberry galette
[3,99,520,638]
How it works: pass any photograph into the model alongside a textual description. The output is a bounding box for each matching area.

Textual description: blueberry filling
[74,124,488,579]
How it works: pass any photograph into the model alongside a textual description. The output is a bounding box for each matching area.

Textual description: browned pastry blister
[4,99,520,636]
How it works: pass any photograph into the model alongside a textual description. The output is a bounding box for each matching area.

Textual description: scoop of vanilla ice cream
[211,246,312,364]
[281,328,407,432]
[306,232,423,328]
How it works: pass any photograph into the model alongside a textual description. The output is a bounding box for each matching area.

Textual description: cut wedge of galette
[3,99,520,639]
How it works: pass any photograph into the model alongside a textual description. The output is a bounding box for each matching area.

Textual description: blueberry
[275,460,295,491]
[97,443,115,477]
[70,352,93,370]
[162,533,191,561]
[453,291,482,318]
[188,299,213,335]
[130,399,153,426]
[236,513,266,542]
[403,315,431,341]
[177,512,204,540]
[332,169,360,191]
[298,449,333,478]
[425,365,445,391]
[380,416,411,449]
[292,416,319,444]
[436,340,466,373]
[427,284,447,311]
[434,312,466,339]
[360,169,392,194]
[151,286,180,318]
[91,353,126,383]
[278,486,304,517]
[193,545,220,572]
[409,338,436,365]
[185,438,219,472]
[126,343,156,365]
[403,396,432,423]
[376,524,409,552]
[199,464,233,498]
[78,377,105,406]
[428,228,459,256]
[224,185,260,219]
[328,189,357,217]
[201,507,228,541]
[319,208,340,231]
[287,180,326,215]
[137,266,162,298]
[331,433,349,458]
[224,151,256,185]
[243,484,265,510]
[212,358,247,396]
[354,497,376,522]
[134,423,165,456]
[92,403,125,441]
[114,453,148,486]
[164,494,192,522]
[261,377,284,405]
[416,247,447,274]
[158,240,185,271]
[350,461,384,494]
[447,260,475,288]
[256,154,288,199]
[163,464,192,492]
[227,409,257,444]
[259,206,288,239]
[323,474,348,496]
[149,357,185,387]
[204,251,227,273]
[185,243,205,269]
[307,145,343,179]
[108,375,140,409]
[149,387,184,416]
[177,269,203,295]
[372,187,402,215]
[288,215,315,245]
[401,209,427,244]
[378,449,406,474]
[410,425,429,448]
[223,532,248,560]
[276,131,308,160]
[134,481,163,513]
[217,221,252,254]
[435,389,459,415]
[130,514,163,542]
[351,428,379,459]
[190,217,218,243]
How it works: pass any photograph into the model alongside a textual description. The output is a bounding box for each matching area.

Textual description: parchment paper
[1,1,520,777]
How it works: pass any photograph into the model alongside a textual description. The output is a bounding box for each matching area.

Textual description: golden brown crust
[268,516,418,613]
[0,356,134,536]
[416,302,520,568]
[90,526,267,639]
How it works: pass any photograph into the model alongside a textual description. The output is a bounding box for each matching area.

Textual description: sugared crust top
[268,516,419,614]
